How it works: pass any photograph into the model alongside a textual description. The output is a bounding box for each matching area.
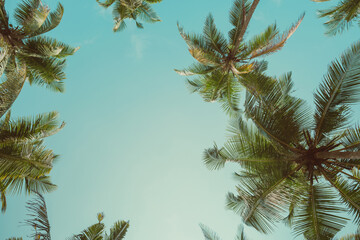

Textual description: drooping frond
[323,172,360,225]
[22,36,79,58]
[292,182,347,240]
[17,54,66,92]
[0,111,64,144]
[227,164,299,234]
[314,0,360,35]
[24,192,51,240]
[313,41,360,144]
[136,2,161,23]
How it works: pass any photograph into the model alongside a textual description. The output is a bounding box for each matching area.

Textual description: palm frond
[315,0,360,35]
[174,63,216,76]
[323,172,360,225]
[228,0,251,47]
[18,54,66,92]
[97,0,116,8]
[293,182,347,240]
[14,0,50,35]
[199,224,222,240]
[0,60,26,118]
[24,192,51,240]
[22,36,79,58]
[249,14,304,59]
[313,41,360,144]
[105,220,129,240]
[26,3,64,37]
[0,111,64,144]
[203,14,228,56]
[70,223,105,240]
[227,165,299,234]
[136,2,161,23]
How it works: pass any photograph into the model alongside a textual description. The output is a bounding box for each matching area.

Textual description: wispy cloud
[131,35,147,59]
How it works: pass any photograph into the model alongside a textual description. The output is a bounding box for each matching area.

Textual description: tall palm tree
[312,0,360,35]
[203,41,360,239]
[96,0,162,32]
[0,60,63,212]
[8,193,130,240]
[70,212,130,240]
[199,224,360,240]
[175,0,304,112]
[0,0,78,92]
[0,110,63,212]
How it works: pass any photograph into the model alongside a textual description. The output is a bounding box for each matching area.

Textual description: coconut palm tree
[203,41,360,239]
[199,224,360,240]
[8,193,130,240]
[312,0,360,35]
[175,0,304,112]
[0,42,64,213]
[96,0,162,32]
[70,212,130,240]
[0,0,78,93]
[0,109,63,212]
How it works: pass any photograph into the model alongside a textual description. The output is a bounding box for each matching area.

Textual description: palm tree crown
[175,0,304,112]
[96,0,162,32]
[312,0,360,35]
[8,193,130,240]
[70,212,130,240]
[204,41,360,239]
[0,0,78,92]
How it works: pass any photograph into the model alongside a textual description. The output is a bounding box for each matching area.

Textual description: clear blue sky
[0,0,359,239]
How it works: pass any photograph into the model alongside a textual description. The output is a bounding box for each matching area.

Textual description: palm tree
[0,60,63,212]
[175,0,304,112]
[70,212,130,240]
[199,224,360,240]
[8,193,130,240]
[203,41,360,239]
[96,0,162,32]
[312,0,360,35]
[0,0,78,93]
[0,109,63,212]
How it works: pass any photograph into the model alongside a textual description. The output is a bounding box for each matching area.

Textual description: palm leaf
[0,60,26,118]
[292,182,347,240]
[105,221,129,240]
[313,41,360,145]
[26,3,64,37]
[24,192,51,240]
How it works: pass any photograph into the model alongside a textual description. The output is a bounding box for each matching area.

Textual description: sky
[0,0,359,239]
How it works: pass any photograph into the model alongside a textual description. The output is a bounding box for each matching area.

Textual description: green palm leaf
[293,183,348,240]
[314,41,360,145]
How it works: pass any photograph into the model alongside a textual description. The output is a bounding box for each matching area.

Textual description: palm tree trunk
[316,151,360,159]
